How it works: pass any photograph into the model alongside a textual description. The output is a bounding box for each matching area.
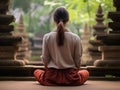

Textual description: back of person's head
[53,7,69,46]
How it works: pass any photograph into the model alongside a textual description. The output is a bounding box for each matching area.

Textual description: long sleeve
[41,35,50,66]
[74,37,83,69]
[40,32,82,69]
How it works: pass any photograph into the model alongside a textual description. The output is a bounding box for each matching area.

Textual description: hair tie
[60,19,63,21]
[59,20,63,25]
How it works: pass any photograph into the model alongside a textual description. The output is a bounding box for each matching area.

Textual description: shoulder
[43,32,55,40]
[43,33,50,41]
[66,31,80,41]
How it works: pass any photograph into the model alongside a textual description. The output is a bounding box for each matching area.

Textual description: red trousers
[34,68,89,86]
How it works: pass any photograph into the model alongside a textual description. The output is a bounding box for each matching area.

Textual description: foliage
[11,0,115,35]
[12,0,30,12]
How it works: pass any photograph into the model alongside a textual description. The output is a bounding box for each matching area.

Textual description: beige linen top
[41,31,82,69]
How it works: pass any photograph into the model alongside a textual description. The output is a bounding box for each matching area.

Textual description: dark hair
[53,7,69,46]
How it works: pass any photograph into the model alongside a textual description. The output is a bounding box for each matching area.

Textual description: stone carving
[0,0,25,66]
[81,23,91,66]
[15,14,31,63]
[94,0,120,67]
[88,4,107,65]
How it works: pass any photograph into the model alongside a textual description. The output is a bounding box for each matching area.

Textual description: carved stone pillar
[0,0,25,66]
[94,0,120,67]
[88,4,107,65]
[15,14,31,63]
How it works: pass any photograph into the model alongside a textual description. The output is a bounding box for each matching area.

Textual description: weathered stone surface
[0,5,9,14]
[0,51,15,60]
[93,0,120,70]
[0,0,10,4]
[0,0,22,67]
[0,0,10,14]
[15,14,31,61]
[0,25,14,32]
[94,60,120,67]
[87,66,120,76]
[88,4,107,66]
[103,51,120,57]
[109,31,120,34]
[89,40,104,46]
[88,46,99,52]
[99,46,120,51]
[0,15,15,25]
[81,23,91,65]
[98,46,120,60]
[93,4,107,36]
[113,0,120,11]
[108,12,120,22]
[96,35,120,45]
[0,46,17,51]
[109,22,120,30]
[0,60,25,66]
[93,25,107,35]
[0,36,22,45]
[0,46,18,60]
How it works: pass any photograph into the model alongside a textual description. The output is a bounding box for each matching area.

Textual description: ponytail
[53,7,69,46]
[56,21,65,46]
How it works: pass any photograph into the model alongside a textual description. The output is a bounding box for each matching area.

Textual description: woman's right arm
[41,35,50,67]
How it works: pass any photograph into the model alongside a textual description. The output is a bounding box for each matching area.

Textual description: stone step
[94,60,120,67]
[0,46,17,51]
[0,60,25,66]
[0,65,86,76]
[108,12,120,22]
[109,22,120,31]
[99,46,120,51]
[0,52,15,59]
[0,76,35,81]
[0,15,14,25]
[96,34,120,45]
[89,40,104,46]
[0,65,120,77]
[26,61,43,66]
[87,66,120,77]
[0,65,45,76]
[0,25,13,33]
[0,36,22,45]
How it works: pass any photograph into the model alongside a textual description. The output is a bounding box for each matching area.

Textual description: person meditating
[34,7,89,86]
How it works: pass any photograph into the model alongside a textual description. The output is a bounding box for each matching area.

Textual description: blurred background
[10,0,114,35]
[9,0,114,61]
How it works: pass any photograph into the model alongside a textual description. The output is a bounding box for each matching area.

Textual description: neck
[53,28,69,32]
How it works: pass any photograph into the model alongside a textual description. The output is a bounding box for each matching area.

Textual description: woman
[34,7,89,86]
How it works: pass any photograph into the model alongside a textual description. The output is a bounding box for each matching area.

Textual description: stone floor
[0,80,120,90]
